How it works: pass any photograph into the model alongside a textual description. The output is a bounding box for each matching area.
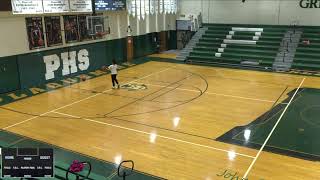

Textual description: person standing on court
[108,60,120,89]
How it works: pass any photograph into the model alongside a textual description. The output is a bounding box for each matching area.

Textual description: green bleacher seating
[187,24,285,68]
[293,28,320,71]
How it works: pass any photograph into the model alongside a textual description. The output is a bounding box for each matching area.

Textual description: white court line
[52,111,255,159]
[2,67,172,130]
[139,82,285,103]
[106,171,117,180]
[8,138,25,147]
[242,78,305,179]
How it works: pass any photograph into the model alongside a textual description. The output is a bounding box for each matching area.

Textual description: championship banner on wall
[69,0,92,12]
[43,0,70,13]
[12,0,43,14]
[150,0,155,14]
[12,0,92,14]
[159,0,164,14]
[44,16,62,47]
[26,17,45,50]
[164,0,170,14]
[63,15,79,43]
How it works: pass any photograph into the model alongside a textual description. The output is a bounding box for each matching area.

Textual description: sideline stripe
[52,111,255,159]
[242,78,305,179]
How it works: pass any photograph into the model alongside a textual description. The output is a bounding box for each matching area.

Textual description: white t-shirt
[108,64,118,75]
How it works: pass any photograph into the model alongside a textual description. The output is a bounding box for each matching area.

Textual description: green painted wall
[132,31,177,58]
[133,33,158,58]
[0,56,20,93]
[0,38,126,91]
[0,31,178,93]
[168,30,177,50]
[17,39,126,88]
[105,39,127,62]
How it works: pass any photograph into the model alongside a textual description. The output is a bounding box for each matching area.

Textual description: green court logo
[121,83,147,91]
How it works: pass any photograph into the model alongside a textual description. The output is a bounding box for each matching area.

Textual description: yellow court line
[2,67,173,130]
[52,111,255,159]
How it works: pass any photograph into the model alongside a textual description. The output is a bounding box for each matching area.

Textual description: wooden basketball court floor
[1,60,320,179]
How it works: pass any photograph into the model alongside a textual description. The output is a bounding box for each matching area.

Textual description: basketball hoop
[86,15,110,38]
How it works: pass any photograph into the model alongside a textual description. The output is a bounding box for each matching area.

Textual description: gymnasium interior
[1,0,320,179]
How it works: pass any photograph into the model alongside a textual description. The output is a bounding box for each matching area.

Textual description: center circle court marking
[300,105,320,127]
[0,67,208,120]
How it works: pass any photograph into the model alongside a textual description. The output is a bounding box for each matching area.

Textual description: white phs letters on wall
[44,49,90,80]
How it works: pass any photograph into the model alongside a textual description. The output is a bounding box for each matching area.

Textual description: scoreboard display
[95,0,126,11]
[1,148,54,178]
